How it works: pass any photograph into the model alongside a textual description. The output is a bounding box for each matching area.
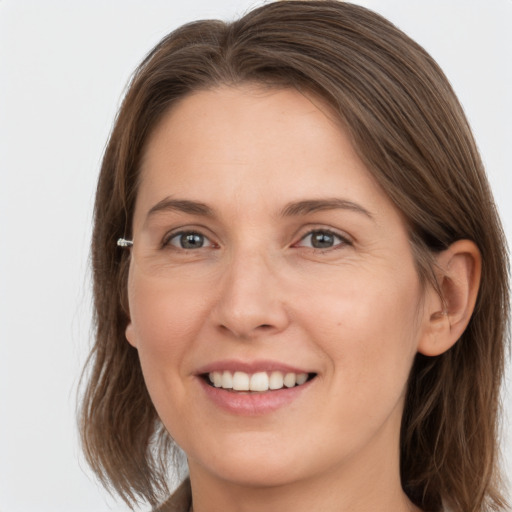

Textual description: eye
[296,229,349,250]
[166,231,214,250]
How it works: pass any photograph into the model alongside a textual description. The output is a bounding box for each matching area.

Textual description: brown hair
[79,1,510,510]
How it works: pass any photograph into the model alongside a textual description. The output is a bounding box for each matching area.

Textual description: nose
[211,251,290,339]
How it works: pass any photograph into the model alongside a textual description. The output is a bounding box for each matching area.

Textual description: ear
[125,322,138,348]
[418,240,481,357]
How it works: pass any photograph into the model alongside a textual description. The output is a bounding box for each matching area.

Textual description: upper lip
[195,359,314,375]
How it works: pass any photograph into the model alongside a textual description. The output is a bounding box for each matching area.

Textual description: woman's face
[126,86,434,489]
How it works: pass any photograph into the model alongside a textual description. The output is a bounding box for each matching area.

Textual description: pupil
[181,233,203,249]
[312,232,334,248]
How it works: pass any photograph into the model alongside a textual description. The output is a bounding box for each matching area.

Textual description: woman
[79,1,510,511]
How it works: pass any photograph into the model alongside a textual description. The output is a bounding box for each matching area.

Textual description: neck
[189,473,417,512]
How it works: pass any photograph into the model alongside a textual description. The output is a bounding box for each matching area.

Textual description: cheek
[126,271,208,368]
[125,273,212,434]
[296,266,422,388]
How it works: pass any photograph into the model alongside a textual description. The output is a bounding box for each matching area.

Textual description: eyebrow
[280,198,374,219]
[147,198,214,219]
[146,197,373,221]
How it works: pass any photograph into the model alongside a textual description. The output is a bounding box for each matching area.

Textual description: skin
[125,85,480,512]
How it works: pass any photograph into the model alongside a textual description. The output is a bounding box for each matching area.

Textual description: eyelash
[162,228,351,252]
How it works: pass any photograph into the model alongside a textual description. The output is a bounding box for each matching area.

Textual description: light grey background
[0,1,510,510]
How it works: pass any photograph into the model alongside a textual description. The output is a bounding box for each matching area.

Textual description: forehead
[140,85,346,175]
[134,85,398,225]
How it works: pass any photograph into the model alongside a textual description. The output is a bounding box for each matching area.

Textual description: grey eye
[168,232,212,249]
[298,230,346,249]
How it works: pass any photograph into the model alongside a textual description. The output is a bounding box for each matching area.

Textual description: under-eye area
[203,371,317,392]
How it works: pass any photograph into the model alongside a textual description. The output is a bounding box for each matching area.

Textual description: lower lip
[198,377,313,416]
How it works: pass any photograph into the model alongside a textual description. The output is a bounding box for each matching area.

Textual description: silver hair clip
[117,238,133,248]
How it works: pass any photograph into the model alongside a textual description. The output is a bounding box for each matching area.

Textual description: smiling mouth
[203,370,317,392]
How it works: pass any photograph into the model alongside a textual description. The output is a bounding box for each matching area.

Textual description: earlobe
[125,322,138,348]
[418,240,481,357]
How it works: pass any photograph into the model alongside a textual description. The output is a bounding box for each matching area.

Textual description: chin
[186,435,313,489]
[197,459,307,489]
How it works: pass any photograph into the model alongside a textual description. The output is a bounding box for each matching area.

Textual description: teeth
[208,370,309,392]
[213,371,222,387]
[222,370,233,389]
[233,371,250,391]
[296,372,308,385]
[250,372,269,391]
[269,371,284,390]
[284,372,296,388]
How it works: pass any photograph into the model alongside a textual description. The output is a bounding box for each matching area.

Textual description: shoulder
[153,478,192,512]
